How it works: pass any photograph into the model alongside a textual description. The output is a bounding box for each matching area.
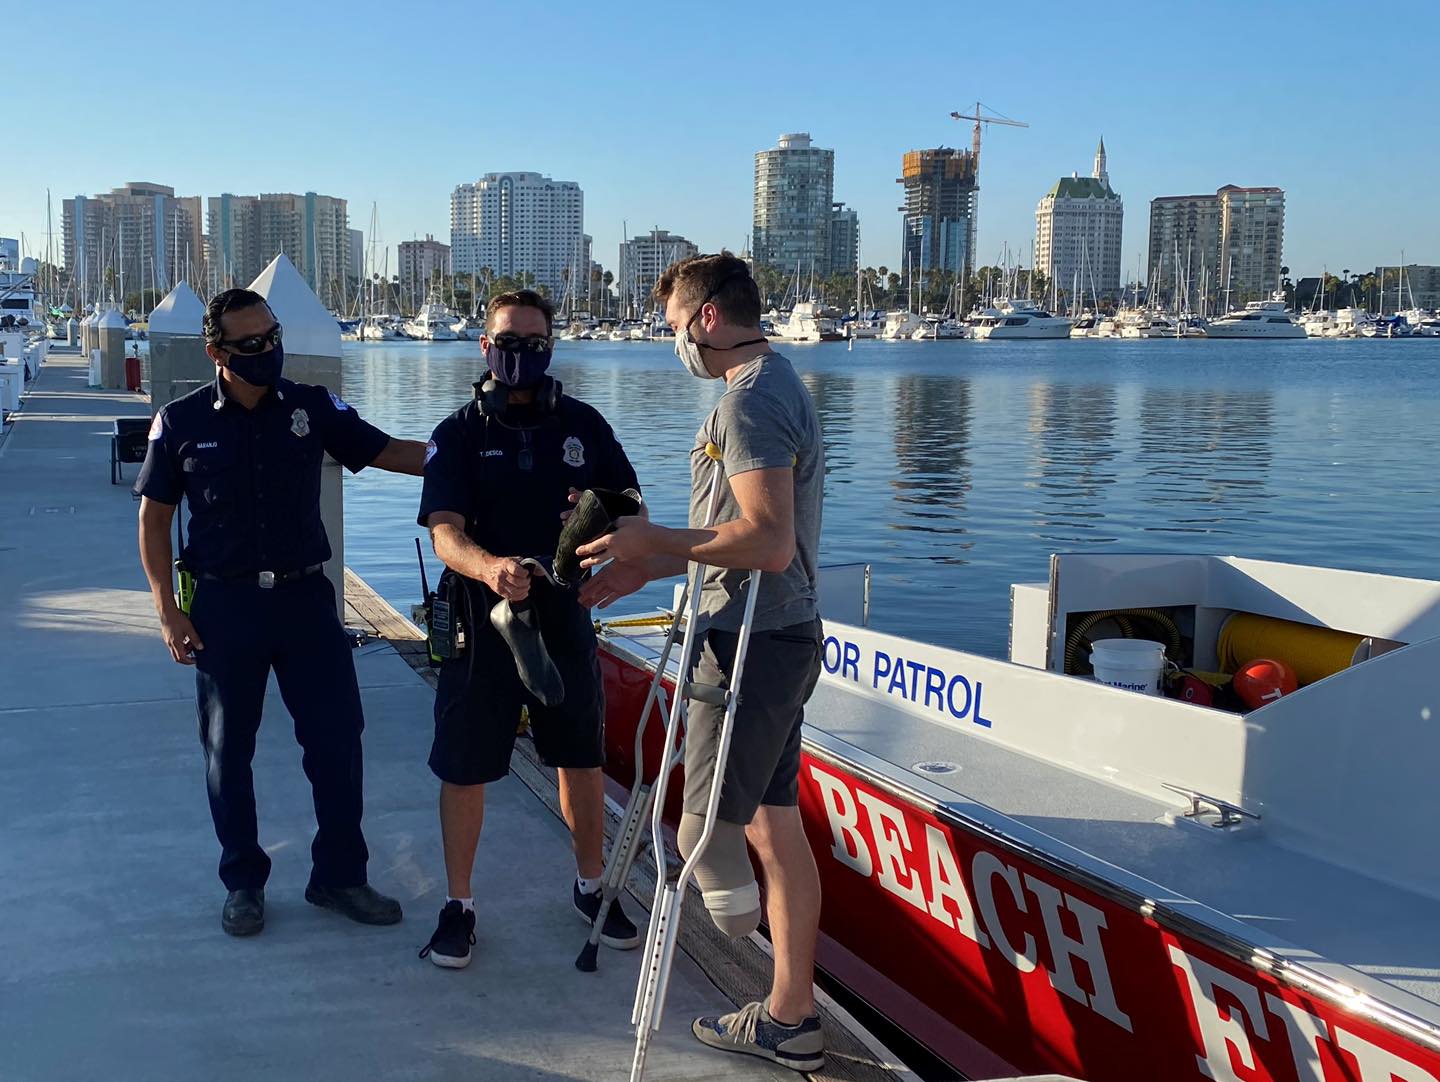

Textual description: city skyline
[7,0,1438,283]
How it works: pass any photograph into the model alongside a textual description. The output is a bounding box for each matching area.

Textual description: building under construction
[898,148,978,283]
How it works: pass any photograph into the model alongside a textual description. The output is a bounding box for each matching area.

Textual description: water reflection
[797,369,859,484]
[1025,381,1120,544]
[888,375,973,561]
[1136,386,1275,534]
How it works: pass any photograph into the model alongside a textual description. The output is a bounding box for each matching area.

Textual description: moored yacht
[403,297,458,341]
[910,317,967,340]
[359,315,400,340]
[970,299,1072,340]
[769,301,844,343]
[1118,309,1180,338]
[1203,293,1307,339]
[878,310,926,341]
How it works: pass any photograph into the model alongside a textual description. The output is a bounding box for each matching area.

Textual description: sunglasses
[219,323,283,355]
[491,332,552,352]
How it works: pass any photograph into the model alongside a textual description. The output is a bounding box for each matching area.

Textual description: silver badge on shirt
[291,408,310,437]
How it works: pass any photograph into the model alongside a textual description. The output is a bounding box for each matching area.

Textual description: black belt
[199,564,325,589]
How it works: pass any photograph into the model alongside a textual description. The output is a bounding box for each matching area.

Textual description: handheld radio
[174,511,195,615]
[417,538,465,664]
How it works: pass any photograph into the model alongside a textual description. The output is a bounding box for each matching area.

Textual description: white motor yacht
[1118,310,1180,338]
[769,301,844,343]
[403,298,458,341]
[910,318,967,340]
[970,300,1072,340]
[359,315,399,341]
[878,310,926,341]
[1203,294,1308,339]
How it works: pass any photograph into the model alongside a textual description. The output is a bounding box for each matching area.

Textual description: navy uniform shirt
[418,390,639,560]
[135,375,390,576]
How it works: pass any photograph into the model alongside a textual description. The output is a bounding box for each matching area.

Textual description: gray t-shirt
[689,351,824,633]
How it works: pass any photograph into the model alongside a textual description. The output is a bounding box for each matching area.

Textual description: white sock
[447,896,474,913]
[576,875,601,895]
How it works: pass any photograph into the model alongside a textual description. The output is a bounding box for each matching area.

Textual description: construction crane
[949,102,1028,173]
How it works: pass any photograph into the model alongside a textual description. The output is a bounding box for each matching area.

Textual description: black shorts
[682,617,823,825]
[429,580,605,786]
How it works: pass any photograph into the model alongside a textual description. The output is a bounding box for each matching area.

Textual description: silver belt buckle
[258,571,276,589]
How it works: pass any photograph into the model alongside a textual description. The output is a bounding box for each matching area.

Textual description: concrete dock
[0,352,799,1081]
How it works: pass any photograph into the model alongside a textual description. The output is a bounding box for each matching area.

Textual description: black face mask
[226,342,285,387]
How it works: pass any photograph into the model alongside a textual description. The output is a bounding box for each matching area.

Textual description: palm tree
[602,271,614,317]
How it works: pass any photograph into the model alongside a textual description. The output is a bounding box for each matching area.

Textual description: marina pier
[0,349,840,1081]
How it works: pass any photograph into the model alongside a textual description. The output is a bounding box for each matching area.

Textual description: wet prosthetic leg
[553,488,643,587]
[488,592,565,707]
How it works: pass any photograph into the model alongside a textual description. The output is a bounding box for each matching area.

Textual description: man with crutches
[576,253,826,1073]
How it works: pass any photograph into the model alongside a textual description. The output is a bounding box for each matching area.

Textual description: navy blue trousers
[190,573,369,891]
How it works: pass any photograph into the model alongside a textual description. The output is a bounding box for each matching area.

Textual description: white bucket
[1090,638,1167,696]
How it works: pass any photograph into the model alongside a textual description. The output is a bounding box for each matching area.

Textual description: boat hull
[973,324,1072,340]
[1203,325,1308,339]
[596,640,1440,1081]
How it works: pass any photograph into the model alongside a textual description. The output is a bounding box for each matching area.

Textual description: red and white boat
[595,554,1440,1081]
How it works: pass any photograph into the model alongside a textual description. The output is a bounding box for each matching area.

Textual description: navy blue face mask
[226,342,285,388]
[485,334,552,388]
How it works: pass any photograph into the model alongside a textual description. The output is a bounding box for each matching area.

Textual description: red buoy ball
[1233,658,1299,710]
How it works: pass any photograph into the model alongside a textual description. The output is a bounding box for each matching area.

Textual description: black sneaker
[221,888,264,937]
[573,881,640,949]
[418,901,476,969]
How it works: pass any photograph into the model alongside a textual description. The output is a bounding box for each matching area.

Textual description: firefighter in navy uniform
[135,288,427,937]
[415,290,643,970]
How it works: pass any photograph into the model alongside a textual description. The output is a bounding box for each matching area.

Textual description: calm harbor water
[338,337,1440,658]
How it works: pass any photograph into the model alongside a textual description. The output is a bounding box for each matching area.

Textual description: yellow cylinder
[1217,613,1364,687]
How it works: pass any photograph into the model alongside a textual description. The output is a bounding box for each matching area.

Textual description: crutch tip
[575,941,600,972]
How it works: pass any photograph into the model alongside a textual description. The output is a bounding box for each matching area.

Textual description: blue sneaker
[692,998,825,1073]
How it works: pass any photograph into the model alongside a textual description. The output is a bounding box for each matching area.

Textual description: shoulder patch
[148,412,163,441]
[328,391,351,412]
[424,440,438,466]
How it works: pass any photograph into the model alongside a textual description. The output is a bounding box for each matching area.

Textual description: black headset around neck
[474,375,562,420]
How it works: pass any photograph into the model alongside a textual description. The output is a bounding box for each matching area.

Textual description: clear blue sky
[8,0,1436,282]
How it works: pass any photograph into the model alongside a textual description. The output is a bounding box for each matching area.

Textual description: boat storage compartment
[1012,554,1429,680]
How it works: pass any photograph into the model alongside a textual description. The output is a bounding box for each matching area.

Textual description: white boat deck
[603,618,1440,1026]
[0,353,799,1082]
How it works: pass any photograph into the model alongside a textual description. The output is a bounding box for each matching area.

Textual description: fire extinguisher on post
[124,343,142,393]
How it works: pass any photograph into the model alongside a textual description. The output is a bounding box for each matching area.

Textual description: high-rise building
[1034,138,1124,302]
[617,229,699,315]
[62,182,204,302]
[449,172,584,298]
[1147,185,1284,307]
[898,148,978,283]
[206,192,352,307]
[829,203,860,276]
[1147,194,1223,307]
[347,229,364,281]
[398,235,452,304]
[450,182,480,278]
[1218,185,1285,304]
[753,133,835,276]
[1376,265,1440,310]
